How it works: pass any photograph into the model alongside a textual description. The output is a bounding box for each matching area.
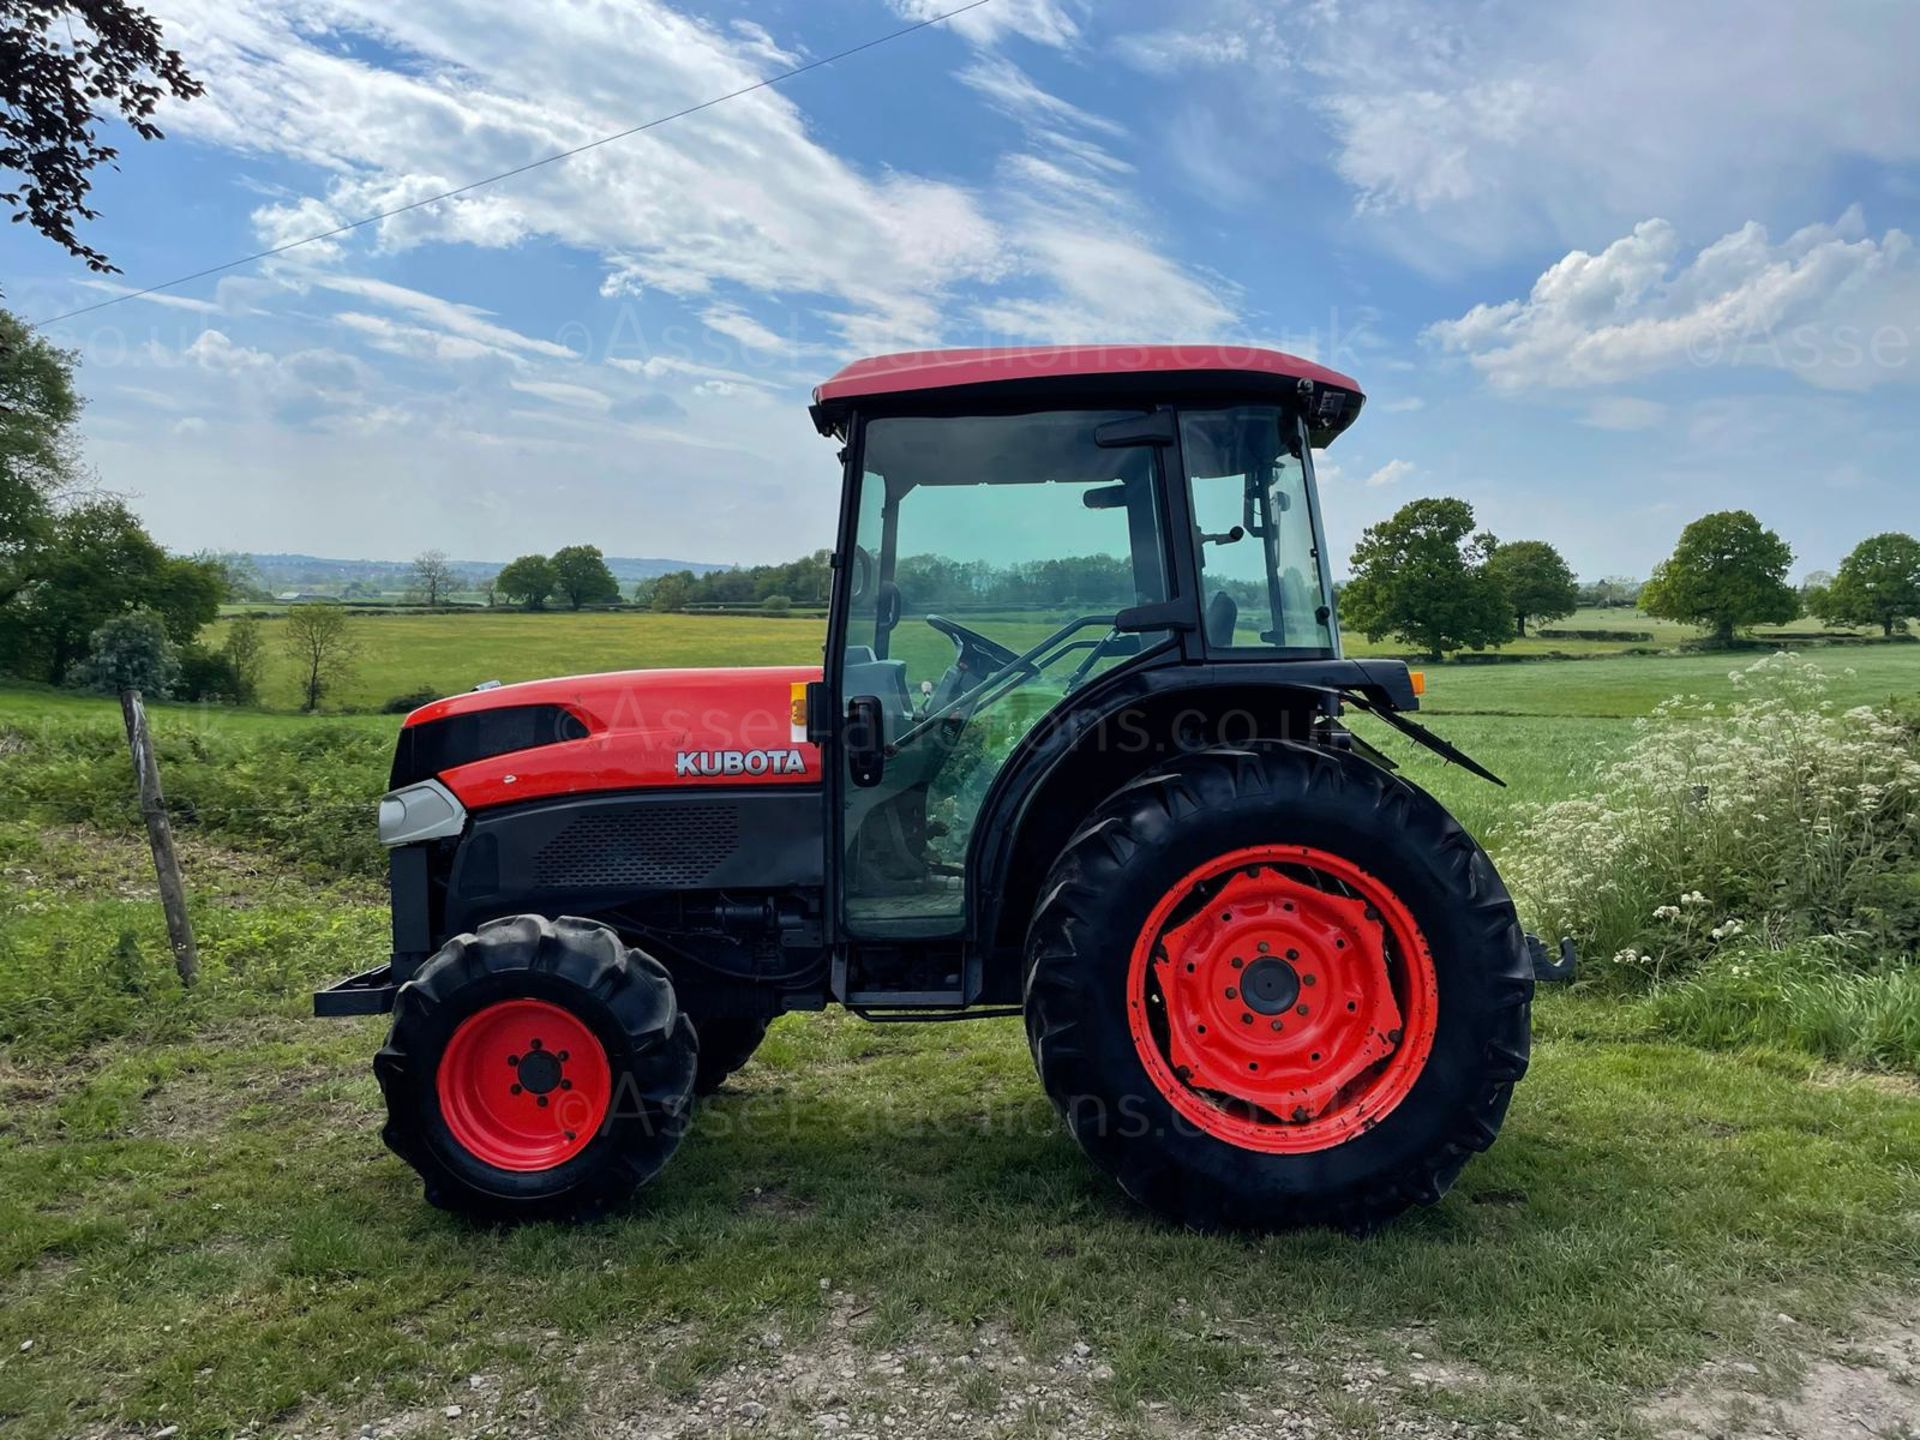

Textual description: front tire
[1024,741,1532,1232]
[375,915,697,1220]
[687,1015,770,1096]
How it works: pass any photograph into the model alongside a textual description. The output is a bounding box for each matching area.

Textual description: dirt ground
[277,1291,1917,1440]
[1644,1304,1917,1440]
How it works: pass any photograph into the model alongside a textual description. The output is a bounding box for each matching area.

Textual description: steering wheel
[925,614,1021,672]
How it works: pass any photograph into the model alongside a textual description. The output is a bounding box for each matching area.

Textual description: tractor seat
[1205,590,1239,647]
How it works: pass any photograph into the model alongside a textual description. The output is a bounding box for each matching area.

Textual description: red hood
[408,665,822,809]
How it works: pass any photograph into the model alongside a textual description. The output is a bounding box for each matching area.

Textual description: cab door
[826,407,1179,941]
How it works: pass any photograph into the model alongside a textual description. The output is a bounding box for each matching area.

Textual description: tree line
[1340,498,1919,658]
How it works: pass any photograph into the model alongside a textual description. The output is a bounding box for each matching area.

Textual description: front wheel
[375,915,697,1220]
[687,1015,770,1096]
[1024,741,1532,1232]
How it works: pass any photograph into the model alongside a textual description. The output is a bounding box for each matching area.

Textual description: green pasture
[1,623,1916,1438]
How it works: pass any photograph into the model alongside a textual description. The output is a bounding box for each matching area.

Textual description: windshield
[846,410,1171,696]
[1181,405,1336,655]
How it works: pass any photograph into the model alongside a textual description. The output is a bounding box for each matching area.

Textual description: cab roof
[811,344,1366,446]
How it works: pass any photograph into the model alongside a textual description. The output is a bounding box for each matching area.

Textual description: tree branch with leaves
[1,1,202,284]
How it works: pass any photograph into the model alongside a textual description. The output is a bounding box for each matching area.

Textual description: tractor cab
[808,347,1360,939]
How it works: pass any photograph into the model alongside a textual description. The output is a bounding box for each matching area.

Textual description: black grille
[532,804,740,890]
[390,704,590,789]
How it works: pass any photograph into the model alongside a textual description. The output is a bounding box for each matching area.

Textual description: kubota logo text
[675,748,807,778]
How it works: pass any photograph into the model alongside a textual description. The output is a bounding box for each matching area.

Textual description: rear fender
[969,668,1354,997]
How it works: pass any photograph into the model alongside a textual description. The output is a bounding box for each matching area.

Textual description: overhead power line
[32,0,996,328]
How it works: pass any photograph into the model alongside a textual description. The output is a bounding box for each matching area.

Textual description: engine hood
[395,665,823,810]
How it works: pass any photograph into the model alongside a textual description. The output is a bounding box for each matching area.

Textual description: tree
[221,613,265,702]
[0,498,223,681]
[1799,570,1837,625]
[1,1,202,284]
[0,309,79,603]
[1822,532,1920,637]
[1484,539,1578,637]
[66,609,177,696]
[550,543,620,610]
[409,548,455,607]
[1640,510,1798,646]
[283,603,357,712]
[649,570,695,613]
[1339,497,1513,660]
[479,572,500,608]
[496,553,555,610]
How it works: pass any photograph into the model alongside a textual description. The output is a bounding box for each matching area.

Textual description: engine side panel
[442,787,825,937]
[402,666,824,808]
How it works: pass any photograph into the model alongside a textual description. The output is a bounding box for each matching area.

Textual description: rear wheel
[376,915,697,1220]
[1024,741,1532,1232]
[687,1015,770,1096]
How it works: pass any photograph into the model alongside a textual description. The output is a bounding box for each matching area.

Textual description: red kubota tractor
[316,345,1566,1230]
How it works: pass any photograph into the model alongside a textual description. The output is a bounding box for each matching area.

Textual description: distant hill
[245,552,731,592]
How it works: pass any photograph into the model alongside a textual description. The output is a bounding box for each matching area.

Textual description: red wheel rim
[1126,845,1438,1154]
[436,999,612,1171]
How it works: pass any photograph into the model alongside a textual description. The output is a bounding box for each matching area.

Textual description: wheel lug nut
[507,1054,519,1067]
[510,1084,523,1095]
[1303,974,1316,987]
[1296,1004,1310,1016]
[1286,948,1299,961]
[537,1095,549,1108]
[1241,1012,1253,1024]
[1256,941,1270,954]
[561,1079,573,1090]
[1225,987,1238,999]
[1270,1020,1284,1032]
[1231,956,1244,969]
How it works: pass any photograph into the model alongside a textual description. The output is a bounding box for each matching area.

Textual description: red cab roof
[811,344,1364,443]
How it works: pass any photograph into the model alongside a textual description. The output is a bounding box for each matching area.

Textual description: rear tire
[375,914,696,1221]
[1024,741,1532,1232]
[688,1016,770,1096]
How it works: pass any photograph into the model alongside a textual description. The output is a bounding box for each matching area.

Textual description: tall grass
[1645,942,1920,1073]
[1505,653,1920,983]
[1502,653,1920,1070]
[0,708,390,881]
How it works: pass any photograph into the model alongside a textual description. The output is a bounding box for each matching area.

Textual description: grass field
[204,605,1898,714]
[1,624,1917,1438]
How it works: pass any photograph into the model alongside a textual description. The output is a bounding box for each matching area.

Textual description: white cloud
[1380,396,1425,413]
[305,274,578,361]
[1109,0,1920,267]
[1113,17,1282,74]
[1363,459,1414,488]
[75,280,223,314]
[889,0,1084,50]
[182,329,275,374]
[1426,211,1920,391]
[153,0,1005,348]
[510,378,614,411]
[1582,396,1667,430]
[959,56,1123,138]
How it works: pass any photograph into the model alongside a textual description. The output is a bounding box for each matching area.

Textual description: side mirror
[845,695,886,787]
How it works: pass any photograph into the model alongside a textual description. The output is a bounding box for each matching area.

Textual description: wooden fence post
[120,688,199,988]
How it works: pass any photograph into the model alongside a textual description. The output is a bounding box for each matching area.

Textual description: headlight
[377,779,467,847]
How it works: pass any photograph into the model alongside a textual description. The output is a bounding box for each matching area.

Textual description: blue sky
[4,0,1918,577]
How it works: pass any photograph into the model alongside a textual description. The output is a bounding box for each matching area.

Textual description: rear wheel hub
[1128,845,1438,1154]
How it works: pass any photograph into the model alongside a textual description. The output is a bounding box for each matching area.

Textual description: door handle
[845,695,886,788]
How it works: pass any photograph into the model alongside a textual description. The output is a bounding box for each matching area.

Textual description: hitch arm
[1336,688,1507,787]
